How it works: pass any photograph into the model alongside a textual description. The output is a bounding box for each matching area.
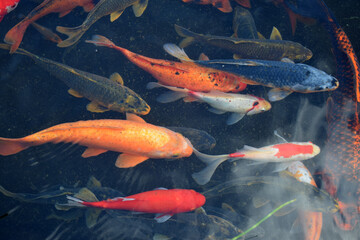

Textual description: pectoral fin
[86,102,109,113]
[154,213,173,223]
[110,10,124,22]
[115,153,149,168]
[268,88,293,102]
[85,209,102,228]
[59,10,72,18]
[82,148,108,158]
[257,32,266,39]
[68,89,83,98]
[109,72,124,85]
[126,113,146,123]
[226,112,245,125]
[132,0,148,17]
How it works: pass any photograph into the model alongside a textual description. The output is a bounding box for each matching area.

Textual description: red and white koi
[66,188,206,223]
[192,142,320,185]
[0,0,19,22]
[147,82,271,125]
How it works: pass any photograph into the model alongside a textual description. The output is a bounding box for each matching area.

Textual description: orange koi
[0,114,193,168]
[67,188,206,223]
[287,161,323,240]
[86,35,247,93]
[181,0,251,12]
[4,0,96,53]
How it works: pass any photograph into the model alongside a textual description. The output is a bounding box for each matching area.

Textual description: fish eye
[252,101,259,107]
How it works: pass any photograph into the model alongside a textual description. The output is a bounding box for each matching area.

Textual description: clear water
[0,0,359,239]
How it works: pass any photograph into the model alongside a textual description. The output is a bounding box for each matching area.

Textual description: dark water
[0,0,359,239]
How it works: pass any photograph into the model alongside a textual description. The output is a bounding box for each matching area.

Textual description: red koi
[86,35,247,93]
[4,0,95,53]
[66,188,206,223]
[0,0,19,22]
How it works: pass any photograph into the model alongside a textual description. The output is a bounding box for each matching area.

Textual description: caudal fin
[4,21,31,54]
[192,149,229,185]
[56,25,85,48]
[0,138,27,156]
[85,35,116,48]
[66,196,86,207]
[174,24,196,48]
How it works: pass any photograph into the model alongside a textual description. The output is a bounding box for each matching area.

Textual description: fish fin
[281,58,295,63]
[0,138,27,156]
[86,102,109,113]
[233,54,241,60]
[83,2,95,12]
[85,208,102,228]
[268,88,293,102]
[191,148,229,185]
[59,10,72,18]
[157,91,187,103]
[56,25,84,48]
[146,82,164,89]
[126,113,146,123]
[252,196,270,208]
[68,89,83,98]
[269,27,282,40]
[87,176,102,188]
[115,153,149,168]
[163,43,193,62]
[66,196,86,207]
[257,32,266,39]
[226,112,246,125]
[179,37,195,49]
[174,24,197,48]
[198,53,209,61]
[85,35,115,47]
[221,203,236,213]
[183,96,198,102]
[4,21,29,53]
[153,233,172,240]
[154,187,168,190]
[208,108,226,115]
[195,207,207,215]
[81,147,108,158]
[74,188,99,202]
[214,0,232,12]
[234,0,251,8]
[109,72,124,85]
[273,163,292,173]
[155,213,173,223]
[110,10,124,22]
[132,0,148,17]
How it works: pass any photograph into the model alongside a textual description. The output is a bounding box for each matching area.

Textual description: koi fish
[0,0,19,22]
[192,142,320,185]
[147,82,271,125]
[287,161,323,240]
[163,44,338,101]
[0,113,193,168]
[56,0,148,47]
[4,0,96,53]
[86,35,247,93]
[232,6,258,39]
[66,188,206,223]
[175,24,313,62]
[0,43,150,115]
[284,0,360,230]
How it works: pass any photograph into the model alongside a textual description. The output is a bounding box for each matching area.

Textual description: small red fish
[192,142,321,185]
[67,188,206,223]
[0,0,19,22]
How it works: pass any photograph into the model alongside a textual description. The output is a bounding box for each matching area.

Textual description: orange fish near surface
[0,114,193,168]
[181,0,251,13]
[86,35,247,93]
[4,0,96,53]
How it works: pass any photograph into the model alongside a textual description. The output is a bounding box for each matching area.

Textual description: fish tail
[0,138,28,156]
[4,21,31,54]
[56,25,85,48]
[174,24,196,48]
[192,148,229,185]
[85,35,116,48]
[66,196,86,207]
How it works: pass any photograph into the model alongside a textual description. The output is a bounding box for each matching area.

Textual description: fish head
[191,190,206,209]
[291,44,313,62]
[295,64,339,92]
[246,96,272,115]
[309,142,321,156]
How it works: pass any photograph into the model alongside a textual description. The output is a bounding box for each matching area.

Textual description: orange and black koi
[285,0,360,230]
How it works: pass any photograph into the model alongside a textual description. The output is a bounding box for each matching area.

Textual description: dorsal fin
[109,72,124,85]
[269,27,282,40]
[163,43,193,62]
